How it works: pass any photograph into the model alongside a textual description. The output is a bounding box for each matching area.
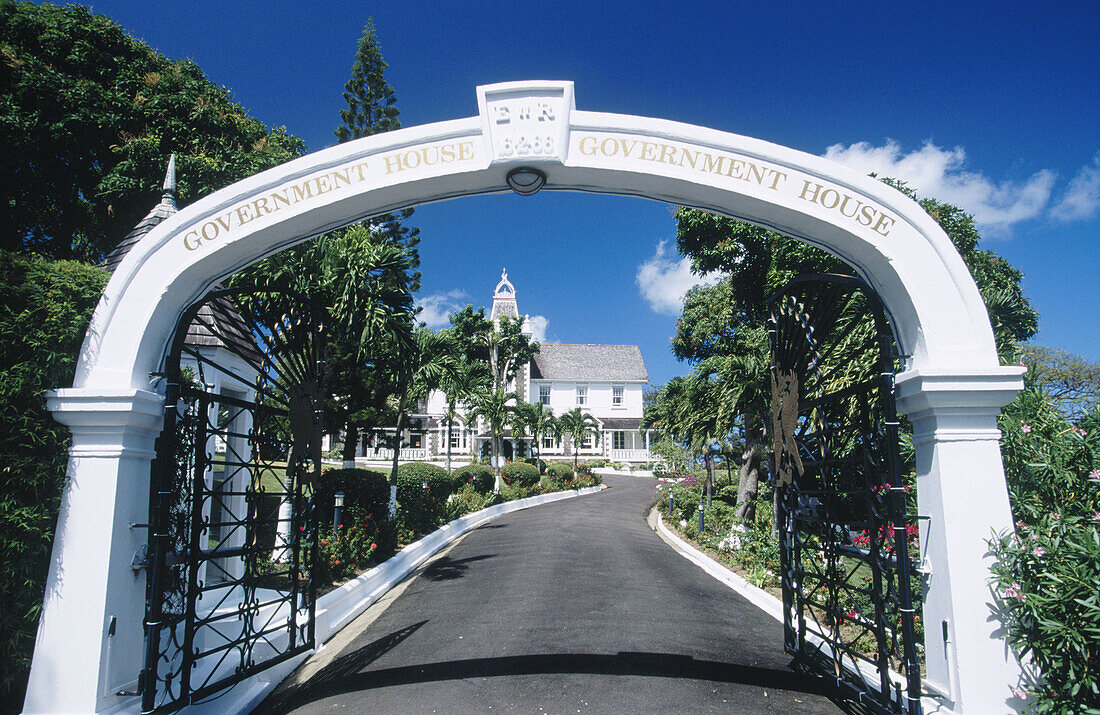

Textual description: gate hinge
[131,544,149,575]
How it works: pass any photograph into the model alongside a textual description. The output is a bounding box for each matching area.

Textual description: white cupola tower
[489,268,519,324]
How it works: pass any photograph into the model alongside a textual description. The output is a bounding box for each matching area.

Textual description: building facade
[360,270,654,464]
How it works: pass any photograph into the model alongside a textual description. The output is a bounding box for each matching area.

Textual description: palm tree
[558,407,601,471]
[465,385,518,492]
[526,401,555,461]
[509,403,532,461]
[440,357,491,473]
[386,327,456,512]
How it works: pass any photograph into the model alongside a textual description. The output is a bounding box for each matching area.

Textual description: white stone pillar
[894,368,1025,712]
[25,388,163,714]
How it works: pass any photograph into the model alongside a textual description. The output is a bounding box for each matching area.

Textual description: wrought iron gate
[768,274,922,714]
[141,288,325,713]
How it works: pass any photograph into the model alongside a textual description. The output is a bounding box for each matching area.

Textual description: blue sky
[83,1,1098,386]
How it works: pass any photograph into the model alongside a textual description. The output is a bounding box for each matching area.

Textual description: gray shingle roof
[529,344,648,382]
[598,417,643,430]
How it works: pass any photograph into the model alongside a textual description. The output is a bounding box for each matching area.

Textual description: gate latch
[131,544,149,575]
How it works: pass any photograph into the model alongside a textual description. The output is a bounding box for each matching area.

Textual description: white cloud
[823,139,1055,231]
[1051,153,1100,222]
[525,314,550,342]
[416,290,468,329]
[636,240,723,316]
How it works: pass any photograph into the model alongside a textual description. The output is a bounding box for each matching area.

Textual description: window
[539,384,551,405]
[581,433,595,450]
[576,384,587,406]
[612,385,624,407]
[612,431,626,450]
[542,435,557,450]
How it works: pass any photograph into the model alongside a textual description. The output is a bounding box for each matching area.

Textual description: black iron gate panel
[141,288,325,713]
[768,274,922,714]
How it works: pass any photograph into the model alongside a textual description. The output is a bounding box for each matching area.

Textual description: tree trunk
[341,422,358,469]
[388,397,406,518]
[445,415,453,474]
[704,449,715,507]
[735,428,764,521]
[492,432,502,493]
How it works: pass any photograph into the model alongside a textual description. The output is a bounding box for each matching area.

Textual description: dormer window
[576,384,588,406]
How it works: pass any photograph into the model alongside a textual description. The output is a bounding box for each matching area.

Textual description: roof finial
[161,154,177,209]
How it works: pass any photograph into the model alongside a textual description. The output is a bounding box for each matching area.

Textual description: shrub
[715,484,740,506]
[442,485,495,522]
[316,515,380,583]
[453,463,494,493]
[395,462,450,532]
[545,461,574,480]
[522,457,547,474]
[314,468,389,527]
[988,386,1100,710]
[586,458,609,468]
[0,250,108,704]
[501,461,540,488]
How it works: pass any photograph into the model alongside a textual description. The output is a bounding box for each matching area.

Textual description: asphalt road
[258,474,843,714]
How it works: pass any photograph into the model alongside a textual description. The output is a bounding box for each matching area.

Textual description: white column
[25,388,163,714]
[894,368,1026,712]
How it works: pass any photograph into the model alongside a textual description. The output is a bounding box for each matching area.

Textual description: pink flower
[1076,427,1088,437]
[1004,582,1026,601]
[1020,422,1032,433]
[1090,469,1100,481]
[1012,686,1028,700]
[1051,512,1061,520]
[1032,547,1044,557]
[1091,512,1100,523]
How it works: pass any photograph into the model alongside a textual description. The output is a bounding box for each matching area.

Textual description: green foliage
[314,468,389,527]
[500,461,540,488]
[0,2,304,261]
[452,463,494,494]
[522,457,547,474]
[990,513,1100,712]
[317,516,380,583]
[1021,345,1100,421]
[0,249,108,704]
[990,387,1100,710]
[441,484,496,522]
[545,461,574,480]
[394,461,449,532]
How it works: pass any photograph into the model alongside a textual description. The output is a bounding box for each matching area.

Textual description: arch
[28,82,1025,714]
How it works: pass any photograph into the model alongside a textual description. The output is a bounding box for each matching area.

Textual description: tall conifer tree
[334,19,420,268]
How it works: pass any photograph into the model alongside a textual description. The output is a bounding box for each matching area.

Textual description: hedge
[314,468,389,526]
[0,250,109,707]
[501,461,540,488]
[394,462,451,531]
[453,463,494,493]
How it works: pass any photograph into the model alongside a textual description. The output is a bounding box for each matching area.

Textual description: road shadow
[421,553,494,581]
[254,620,427,714]
[272,649,841,711]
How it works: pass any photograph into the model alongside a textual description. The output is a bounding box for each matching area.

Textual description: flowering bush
[316,514,379,583]
[501,460,540,488]
[990,386,1100,710]
[453,463,494,493]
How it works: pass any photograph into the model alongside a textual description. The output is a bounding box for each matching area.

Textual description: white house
[362,270,654,464]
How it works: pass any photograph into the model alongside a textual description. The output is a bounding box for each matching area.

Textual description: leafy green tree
[1019,344,1100,421]
[0,2,304,261]
[230,16,420,468]
[440,356,491,473]
[445,307,540,391]
[465,386,519,490]
[0,250,108,707]
[670,183,1039,518]
[558,407,601,472]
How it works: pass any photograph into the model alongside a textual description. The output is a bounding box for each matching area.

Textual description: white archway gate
[27,82,1024,713]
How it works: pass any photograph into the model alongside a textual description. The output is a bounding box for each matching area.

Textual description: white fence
[609,449,651,462]
[360,447,428,461]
